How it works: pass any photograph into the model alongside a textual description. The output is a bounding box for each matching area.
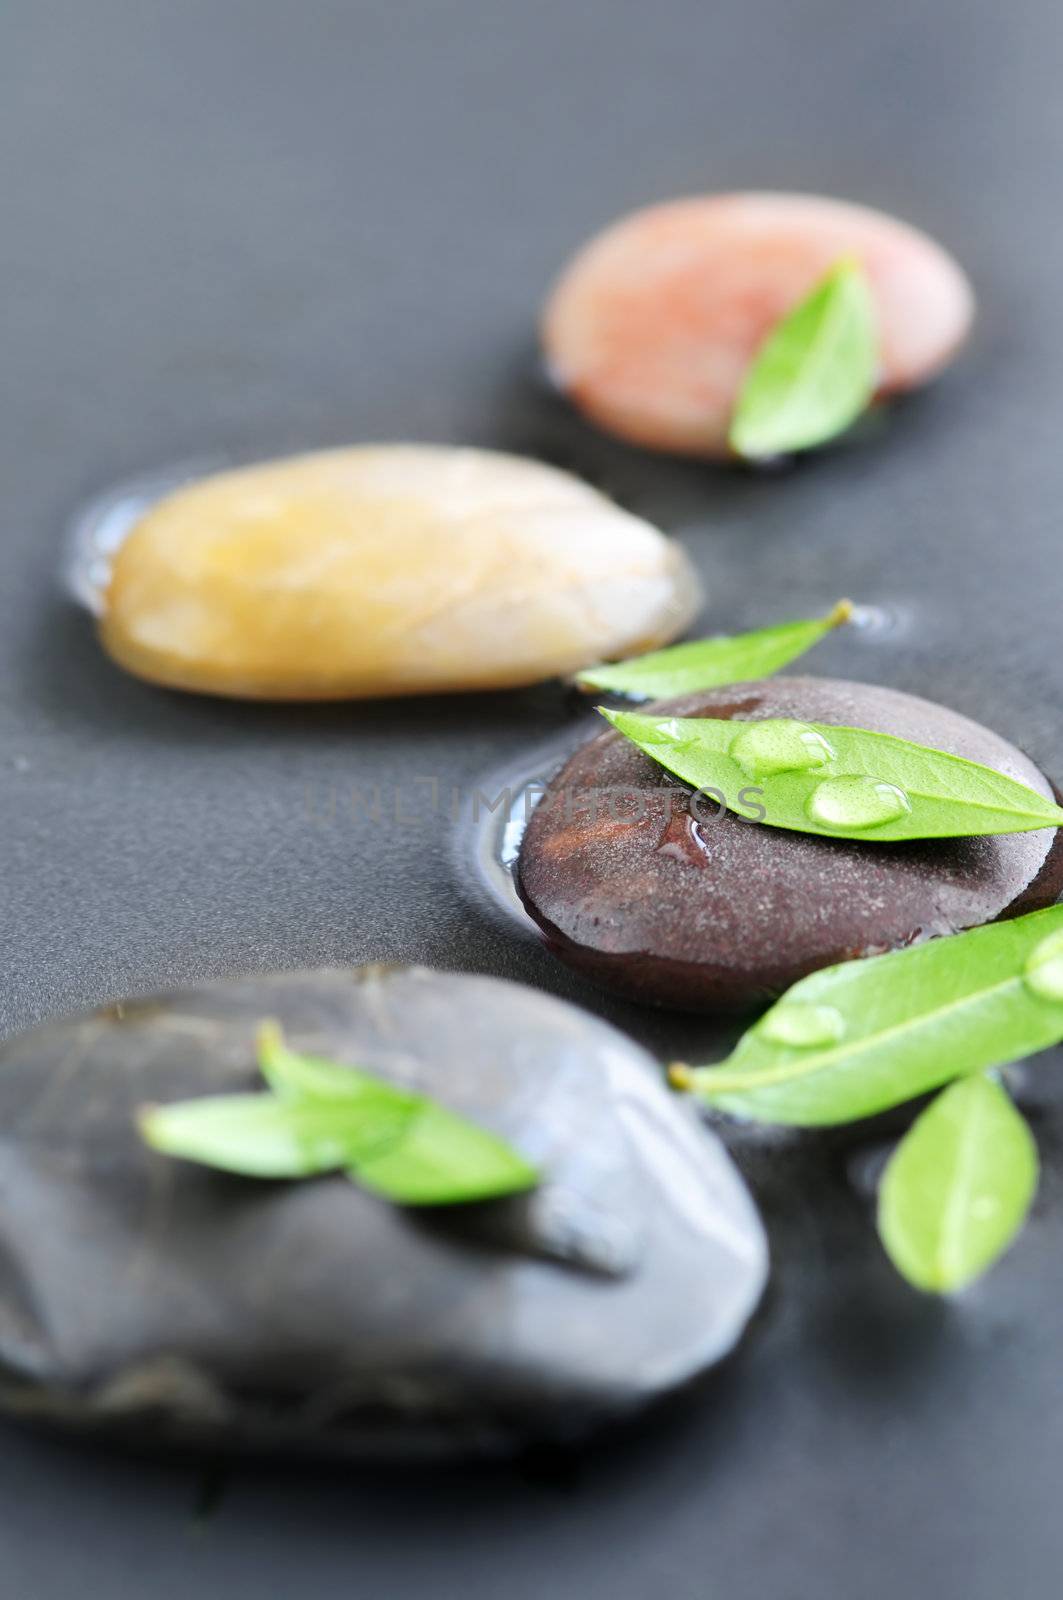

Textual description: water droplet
[654,814,712,866]
[643,718,697,750]
[806,775,911,831]
[1023,928,1063,1003]
[847,602,911,639]
[759,1003,846,1048]
[729,719,836,779]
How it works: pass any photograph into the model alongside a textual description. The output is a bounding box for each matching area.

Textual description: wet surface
[452,725,586,931]
[64,461,228,614]
[4,0,1063,1596]
[516,677,1063,1009]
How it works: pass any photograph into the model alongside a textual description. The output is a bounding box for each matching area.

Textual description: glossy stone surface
[543,193,975,457]
[98,445,700,699]
[517,677,1063,1011]
[0,966,767,1457]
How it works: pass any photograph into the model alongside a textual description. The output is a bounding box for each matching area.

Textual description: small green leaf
[601,709,1063,842]
[139,1025,540,1206]
[878,1074,1038,1293]
[673,905,1063,1126]
[574,600,853,700]
[729,256,878,459]
[138,1094,410,1178]
[355,1101,540,1206]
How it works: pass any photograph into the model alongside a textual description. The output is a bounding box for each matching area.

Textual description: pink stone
[542,192,975,458]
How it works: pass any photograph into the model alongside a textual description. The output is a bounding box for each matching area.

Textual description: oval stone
[0,966,767,1456]
[516,677,1063,1012]
[98,446,700,699]
[543,193,975,458]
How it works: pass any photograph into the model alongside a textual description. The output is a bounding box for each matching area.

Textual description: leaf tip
[136,1102,166,1150]
[726,417,764,462]
[668,1062,695,1092]
[828,597,855,628]
[256,1018,285,1079]
[512,1157,542,1192]
[830,251,866,280]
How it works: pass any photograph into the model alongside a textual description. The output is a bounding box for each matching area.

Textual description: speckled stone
[516,677,1063,1011]
[0,966,767,1457]
[543,193,975,457]
[99,445,700,699]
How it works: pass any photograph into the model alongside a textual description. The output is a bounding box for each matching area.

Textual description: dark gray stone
[0,966,767,1457]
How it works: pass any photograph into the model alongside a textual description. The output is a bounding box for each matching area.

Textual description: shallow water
[64,459,227,613]
[451,728,590,933]
[846,601,913,640]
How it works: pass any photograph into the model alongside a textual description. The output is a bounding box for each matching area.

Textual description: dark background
[3,1,1063,1594]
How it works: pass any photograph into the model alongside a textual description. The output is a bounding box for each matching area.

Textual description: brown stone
[517,677,1062,1011]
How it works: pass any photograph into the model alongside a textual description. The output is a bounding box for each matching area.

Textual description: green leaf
[574,600,853,700]
[138,1094,411,1178]
[139,1025,540,1206]
[355,1101,541,1206]
[259,1025,538,1204]
[600,708,1063,842]
[257,1020,411,1108]
[729,256,878,459]
[878,1074,1038,1293]
[673,905,1063,1126]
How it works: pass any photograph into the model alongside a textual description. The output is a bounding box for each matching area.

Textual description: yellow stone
[99,446,700,700]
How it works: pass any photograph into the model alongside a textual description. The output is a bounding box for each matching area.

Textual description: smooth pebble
[543,192,975,457]
[100,446,700,699]
[0,966,768,1456]
[517,677,1061,1011]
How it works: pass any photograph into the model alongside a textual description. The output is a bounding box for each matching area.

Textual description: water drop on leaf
[806,775,911,831]
[759,1003,846,1048]
[643,718,696,748]
[729,719,836,779]
[1023,928,1063,1003]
